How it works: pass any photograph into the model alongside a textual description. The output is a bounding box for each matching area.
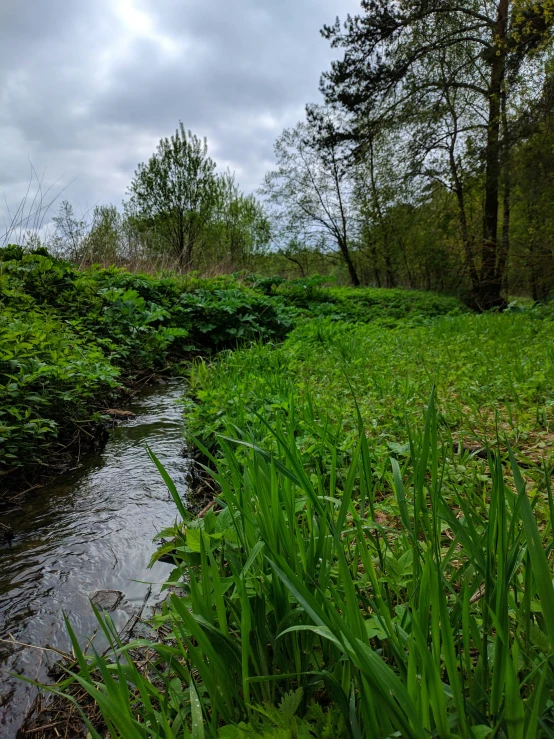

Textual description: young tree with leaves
[127,123,218,271]
[80,205,122,264]
[50,200,88,260]
[211,171,271,266]
[262,108,360,286]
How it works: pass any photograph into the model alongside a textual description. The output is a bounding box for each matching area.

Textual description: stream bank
[0,381,189,738]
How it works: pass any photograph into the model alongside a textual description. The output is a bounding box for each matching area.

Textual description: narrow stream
[0,381,189,737]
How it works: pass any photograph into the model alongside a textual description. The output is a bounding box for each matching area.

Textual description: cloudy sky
[1,0,359,240]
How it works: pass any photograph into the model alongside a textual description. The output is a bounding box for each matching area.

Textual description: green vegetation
[4,2,554,736]
[0,251,294,479]
[44,294,554,737]
[44,127,270,273]
[1,244,465,479]
[184,310,554,469]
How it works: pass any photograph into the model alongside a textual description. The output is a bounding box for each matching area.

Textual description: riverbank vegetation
[0,250,294,493]
[5,0,554,736]
[1,245,467,489]
[40,299,554,738]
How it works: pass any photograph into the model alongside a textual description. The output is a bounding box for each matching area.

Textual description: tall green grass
[51,393,554,737]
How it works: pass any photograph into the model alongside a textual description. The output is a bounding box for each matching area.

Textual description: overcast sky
[0,0,359,240]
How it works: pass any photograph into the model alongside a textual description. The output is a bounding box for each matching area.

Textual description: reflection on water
[0,381,188,737]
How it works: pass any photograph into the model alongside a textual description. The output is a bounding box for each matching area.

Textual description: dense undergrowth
[42,292,554,737]
[185,310,554,474]
[0,253,295,478]
[0,250,461,484]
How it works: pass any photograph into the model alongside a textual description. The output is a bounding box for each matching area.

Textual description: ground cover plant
[247,274,465,324]
[0,306,120,469]
[40,300,554,737]
[1,248,464,484]
[46,395,554,738]
[185,309,554,473]
[0,252,297,484]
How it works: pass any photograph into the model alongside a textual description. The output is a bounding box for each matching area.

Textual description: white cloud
[0,0,360,240]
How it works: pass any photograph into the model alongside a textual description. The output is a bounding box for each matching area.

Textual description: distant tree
[127,123,219,270]
[211,172,271,265]
[81,205,122,264]
[50,200,88,260]
[262,108,360,286]
[509,71,554,299]
[352,123,408,288]
[321,0,554,308]
[278,239,311,278]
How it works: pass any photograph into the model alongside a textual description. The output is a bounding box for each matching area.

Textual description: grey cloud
[0,0,359,239]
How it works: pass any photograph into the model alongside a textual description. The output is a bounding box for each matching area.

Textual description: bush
[173,289,295,350]
[0,244,25,261]
[0,308,120,468]
[0,260,293,472]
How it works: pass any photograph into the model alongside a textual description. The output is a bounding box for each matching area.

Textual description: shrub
[0,308,120,468]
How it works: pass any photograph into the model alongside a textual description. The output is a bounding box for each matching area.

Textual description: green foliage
[0,307,120,467]
[124,125,271,272]
[288,283,464,322]
[24,287,554,735]
[173,289,294,350]
[186,308,553,466]
[0,243,50,262]
[0,244,25,261]
[244,274,288,295]
[0,259,299,473]
[127,123,219,270]
[51,391,554,737]
[319,2,554,307]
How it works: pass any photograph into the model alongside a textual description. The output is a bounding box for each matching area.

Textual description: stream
[0,381,189,737]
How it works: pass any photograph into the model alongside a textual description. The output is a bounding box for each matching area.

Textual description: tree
[210,172,271,266]
[50,200,88,260]
[81,205,122,264]
[321,0,554,309]
[509,70,554,298]
[261,108,360,286]
[127,123,219,271]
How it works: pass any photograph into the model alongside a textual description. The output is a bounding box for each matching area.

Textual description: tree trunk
[498,168,511,293]
[401,248,414,289]
[185,239,194,271]
[368,138,395,288]
[497,89,511,294]
[283,253,306,277]
[368,237,382,287]
[478,0,509,310]
[448,128,479,294]
[529,241,540,302]
[177,232,185,272]
[384,251,396,288]
[339,237,360,286]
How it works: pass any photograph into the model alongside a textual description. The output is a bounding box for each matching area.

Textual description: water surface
[0,381,188,737]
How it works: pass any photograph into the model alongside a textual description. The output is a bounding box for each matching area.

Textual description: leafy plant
[50,394,554,737]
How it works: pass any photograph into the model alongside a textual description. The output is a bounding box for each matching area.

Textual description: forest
[2,1,554,738]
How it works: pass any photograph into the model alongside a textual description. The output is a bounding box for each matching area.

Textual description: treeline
[263,0,554,309]
[10,2,554,309]
[45,125,270,273]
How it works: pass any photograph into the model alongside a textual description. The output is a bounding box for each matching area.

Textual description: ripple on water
[0,381,189,737]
